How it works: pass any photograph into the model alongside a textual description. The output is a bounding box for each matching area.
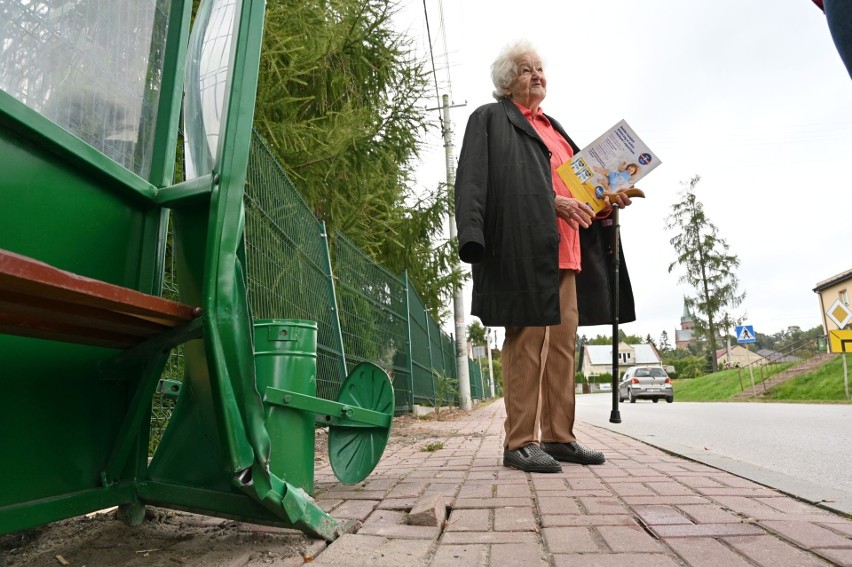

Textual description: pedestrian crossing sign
[736,325,756,343]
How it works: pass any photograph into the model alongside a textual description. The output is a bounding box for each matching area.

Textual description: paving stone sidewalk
[310,399,852,567]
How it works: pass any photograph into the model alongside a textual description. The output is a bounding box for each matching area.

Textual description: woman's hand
[603,187,641,210]
[555,195,593,229]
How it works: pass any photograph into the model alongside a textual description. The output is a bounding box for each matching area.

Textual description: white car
[618,366,673,403]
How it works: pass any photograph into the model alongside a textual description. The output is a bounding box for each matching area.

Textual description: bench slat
[0,249,199,348]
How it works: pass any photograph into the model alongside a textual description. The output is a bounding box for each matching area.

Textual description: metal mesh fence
[243,132,348,401]
[149,232,184,455]
[428,316,445,383]
[440,333,460,405]
[150,130,482,451]
[333,233,412,413]
[408,284,437,407]
[469,358,484,401]
[406,284,459,408]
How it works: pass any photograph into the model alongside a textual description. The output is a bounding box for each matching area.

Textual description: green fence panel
[407,284,438,407]
[438,332,456,405]
[243,132,348,401]
[440,332,456,381]
[333,232,412,413]
[421,310,446,405]
[469,358,484,401]
[428,316,444,379]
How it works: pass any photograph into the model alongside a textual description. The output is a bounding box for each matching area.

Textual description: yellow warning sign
[829,330,852,354]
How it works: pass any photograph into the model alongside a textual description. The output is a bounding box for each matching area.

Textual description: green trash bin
[253,319,318,494]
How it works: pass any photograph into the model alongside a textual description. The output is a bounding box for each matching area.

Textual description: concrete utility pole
[442,93,472,411]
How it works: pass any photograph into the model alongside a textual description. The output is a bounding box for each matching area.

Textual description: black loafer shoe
[541,441,606,465]
[503,443,562,473]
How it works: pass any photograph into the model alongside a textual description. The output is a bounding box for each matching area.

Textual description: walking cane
[609,205,622,424]
[601,188,643,424]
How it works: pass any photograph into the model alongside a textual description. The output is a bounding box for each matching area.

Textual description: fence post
[320,221,349,391]
[424,306,437,406]
[403,271,415,412]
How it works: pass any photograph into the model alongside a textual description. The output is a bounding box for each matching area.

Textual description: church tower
[675,299,695,349]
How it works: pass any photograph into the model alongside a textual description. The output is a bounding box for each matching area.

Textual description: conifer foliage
[666,175,746,372]
[252,1,462,320]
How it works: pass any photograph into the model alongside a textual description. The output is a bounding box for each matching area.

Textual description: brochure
[556,119,660,214]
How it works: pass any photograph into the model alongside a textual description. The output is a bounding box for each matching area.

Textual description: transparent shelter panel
[0,0,171,178]
[183,0,238,181]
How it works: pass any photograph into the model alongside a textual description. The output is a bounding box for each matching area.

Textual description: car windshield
[635,369,650,377]
[649,368,667,377]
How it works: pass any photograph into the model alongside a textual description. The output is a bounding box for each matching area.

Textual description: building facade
[715,344,767,368]
[580,342,663,378]
[814,268,852,333]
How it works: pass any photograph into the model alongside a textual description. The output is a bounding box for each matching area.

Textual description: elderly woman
[455,40,636,473]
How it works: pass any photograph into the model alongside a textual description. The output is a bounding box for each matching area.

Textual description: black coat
[455,97,635,328]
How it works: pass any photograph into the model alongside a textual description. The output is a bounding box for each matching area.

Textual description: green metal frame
[144,0,361,541]
[265,388,393,429]
[0,0,194,537]
[149,0,314,530]
[0,0,398,542]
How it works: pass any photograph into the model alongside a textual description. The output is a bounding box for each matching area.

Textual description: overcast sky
[394,0,852,346]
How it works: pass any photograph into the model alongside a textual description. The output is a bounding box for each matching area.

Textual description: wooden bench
[0,249,201,349]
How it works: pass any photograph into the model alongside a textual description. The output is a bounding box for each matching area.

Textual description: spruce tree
[666,175,746,372]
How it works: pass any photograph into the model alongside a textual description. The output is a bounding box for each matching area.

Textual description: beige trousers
[502,270,578,450]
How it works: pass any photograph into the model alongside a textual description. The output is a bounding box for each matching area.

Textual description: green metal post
[320,221,350,389]
[403,271,416,412]
[424,298,437,404]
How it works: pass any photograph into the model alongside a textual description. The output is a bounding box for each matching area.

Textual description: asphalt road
[576,393,852,516]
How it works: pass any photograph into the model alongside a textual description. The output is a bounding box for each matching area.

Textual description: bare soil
[0,409,466,567]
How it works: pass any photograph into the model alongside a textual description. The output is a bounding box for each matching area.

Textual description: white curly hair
[490,39,543,100]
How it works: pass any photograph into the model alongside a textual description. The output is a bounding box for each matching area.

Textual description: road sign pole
[736,325,758,396]
[747,343,757,395]
[826,330,852,401]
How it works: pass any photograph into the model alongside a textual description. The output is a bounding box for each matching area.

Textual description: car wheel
[629,389,636,403]
[652,398,659,403]
[666,396,674,403]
